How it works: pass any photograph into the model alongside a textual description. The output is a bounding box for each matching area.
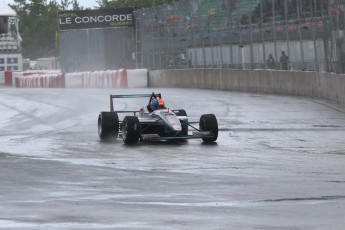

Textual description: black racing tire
[98,112,119,140]
[122,116,140,144]
[199,114,218,143]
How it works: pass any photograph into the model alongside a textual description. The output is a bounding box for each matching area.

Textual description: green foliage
[98,0,174,9]
[9,0,84,59]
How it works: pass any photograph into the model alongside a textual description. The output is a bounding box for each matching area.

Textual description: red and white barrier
[3,70,62,87]
[3,68,148,88]
[15,73,65,88]
[3,70,21,86]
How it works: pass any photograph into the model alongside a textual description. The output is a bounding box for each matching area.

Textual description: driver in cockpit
[150,97,165,111]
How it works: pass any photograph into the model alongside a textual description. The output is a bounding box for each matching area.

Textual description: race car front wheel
[199,114,218,143]
[98,112,119,140]
[122,116,140,144]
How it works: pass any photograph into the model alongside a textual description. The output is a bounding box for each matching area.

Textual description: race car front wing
[139,131,213,141]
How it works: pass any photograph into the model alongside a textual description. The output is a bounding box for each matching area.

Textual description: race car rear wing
[110,93,162,112]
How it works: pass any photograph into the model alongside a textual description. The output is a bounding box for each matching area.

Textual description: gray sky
[5,0,98,9]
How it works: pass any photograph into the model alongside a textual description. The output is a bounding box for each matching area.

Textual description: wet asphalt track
[0,87,345,229]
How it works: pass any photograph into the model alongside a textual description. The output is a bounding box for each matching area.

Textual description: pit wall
[149,69,345,104]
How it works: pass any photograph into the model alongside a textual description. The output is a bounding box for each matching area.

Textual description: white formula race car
[98,92,218,144]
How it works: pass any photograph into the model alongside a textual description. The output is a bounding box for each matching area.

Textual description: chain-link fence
[134,0,345,73]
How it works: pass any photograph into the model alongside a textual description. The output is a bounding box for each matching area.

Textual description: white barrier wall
[149,69,345,105]
[65,70,128,88]
[127,69,148,88]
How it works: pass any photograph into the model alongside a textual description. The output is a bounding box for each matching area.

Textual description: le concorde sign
[58,8,134,31]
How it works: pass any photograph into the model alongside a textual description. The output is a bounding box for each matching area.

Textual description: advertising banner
[58,8,134,31]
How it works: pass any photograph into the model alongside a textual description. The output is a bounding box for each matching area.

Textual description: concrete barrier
[149,69,345,104]
[127,69,148,88]
[4,67,344,105]
[65,69,127,88]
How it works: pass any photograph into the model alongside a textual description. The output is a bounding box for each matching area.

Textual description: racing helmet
[157,97,165,109]
[151,99,158,110]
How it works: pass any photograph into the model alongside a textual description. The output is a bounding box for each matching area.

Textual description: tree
[97,0,174,9]
[60,0,83,10]
[9,0,83,59]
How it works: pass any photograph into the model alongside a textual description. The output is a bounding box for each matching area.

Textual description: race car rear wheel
[199,114,218,143]
[98,112,119,140]
[122,116,140,144]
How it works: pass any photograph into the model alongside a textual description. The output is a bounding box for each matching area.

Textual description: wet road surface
[1,88,345,229]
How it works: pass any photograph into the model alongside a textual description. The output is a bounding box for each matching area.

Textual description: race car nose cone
[160,111,182,132]
[171,123,182,131]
